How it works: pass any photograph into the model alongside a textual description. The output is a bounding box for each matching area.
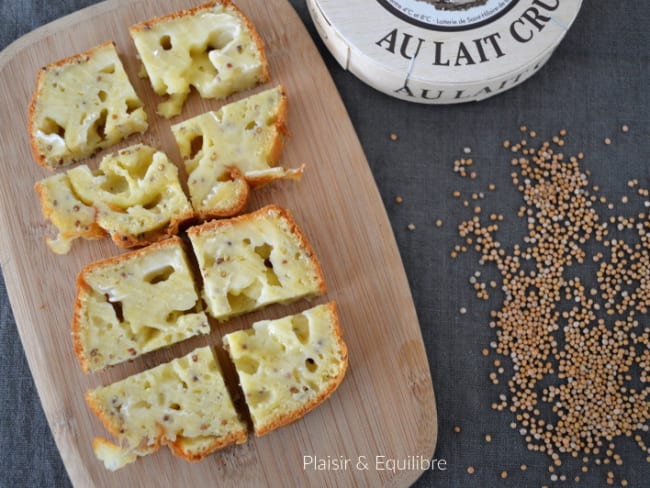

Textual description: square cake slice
[130,0,270,118]
[29,41,148,169]
[35,144,194,253]
[172,85,302,219]
[188,205,325,321]
[73,237,210,372]
[86,346,247,470]
[223,302,348,436]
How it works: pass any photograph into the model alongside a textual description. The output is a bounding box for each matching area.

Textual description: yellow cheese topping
[30,42,148,168]
[68,144,194,245]
[188,206,325,321]
[35,144,193,253]
[34,173,103,254]
[130,2,268,118]
[74,238,210,372]
[223,303,347,435]
[172,86,302,217]
[87,346,246,470]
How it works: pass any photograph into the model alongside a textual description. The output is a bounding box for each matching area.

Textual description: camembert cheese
[172,86,302,218]
[86,346,247,470]
[73,237,210,372]
[130,1,269,118]
[29,41,148,169]
[187,205,326,321]
[223,302,348,435]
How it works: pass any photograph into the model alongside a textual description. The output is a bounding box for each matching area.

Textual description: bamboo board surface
[0,1,437,486]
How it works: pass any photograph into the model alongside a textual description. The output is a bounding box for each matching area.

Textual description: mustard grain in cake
[172,86,302,218]
[29,41,148,169]
[188,205,325,321]
[34,173,106,254]
[35,144,194,253]
[130,0,269,118]
[73,237,210,372]
[86,346,247,470]
[223,302,347,436]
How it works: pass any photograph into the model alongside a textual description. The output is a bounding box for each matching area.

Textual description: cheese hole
[245,120,257,131]
[247,389,271,408]
[291,315,310,345]
[100,64,115,74]
[140,326,162,344]
[160,35,172,51]
[143,194,163,210]
[237,355,260,375]
[227,291,257,314]
[144,265,175,284]
[94,108,108,140]
[105,295,124,322]
[40,117,65,138]
[125,98,141,114]
[169,402,182,411]
[97,90,107,102]
[305,357,318,372]
[189,135,203,159]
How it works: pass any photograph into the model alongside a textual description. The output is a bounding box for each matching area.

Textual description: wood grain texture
[0,0,437,486]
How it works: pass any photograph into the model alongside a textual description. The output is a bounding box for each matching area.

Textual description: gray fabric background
[1,1,649,486]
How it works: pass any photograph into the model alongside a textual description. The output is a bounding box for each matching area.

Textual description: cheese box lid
[307,0,583,104]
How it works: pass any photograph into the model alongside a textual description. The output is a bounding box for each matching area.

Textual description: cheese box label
[308,0,582,103]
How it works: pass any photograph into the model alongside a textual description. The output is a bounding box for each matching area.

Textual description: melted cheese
[34,173,103,254]
[130,2,268,118]
[30,42,148,168]
[188,206,324,321]
[75,238,209,372]
[172,86,301,216]
[223,303,347,434]
[68,144,194,244]
[88,346,246,470]
[35,144,193,253]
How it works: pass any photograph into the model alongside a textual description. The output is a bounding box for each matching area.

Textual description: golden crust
[72,236,185,373]
[168,429,247,462]
[28,41,117,169]
[109,208,196,249]
[254,302,348,436]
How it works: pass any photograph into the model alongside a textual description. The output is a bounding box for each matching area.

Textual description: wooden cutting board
[0,0,437,486]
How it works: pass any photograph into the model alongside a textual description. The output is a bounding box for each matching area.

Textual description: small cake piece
[223,302,348,436]
[68,144,195,248]
[172,86,302,219]
[188,205,326,321]
[130,0,269,118]
[29,41,148,169]
[86,346,247,470]
[34,173,106,254]
[73,237,210,372]
[35,144,194,253]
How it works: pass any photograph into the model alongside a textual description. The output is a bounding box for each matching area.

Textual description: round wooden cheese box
[307,0,583,103]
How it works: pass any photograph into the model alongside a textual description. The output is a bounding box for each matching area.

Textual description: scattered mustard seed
[467,466,475,474]
[407,223,416,231]
[389,132,398,141]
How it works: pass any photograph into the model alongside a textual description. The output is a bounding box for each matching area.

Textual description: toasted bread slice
[29,41,147,169]
[87,346,247,470]
[172,86,302,219]
[188,205,326,321]
[35,144,194,253]
[130,0,269,118]
[73,237,209,372]
[223,302,348,436]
